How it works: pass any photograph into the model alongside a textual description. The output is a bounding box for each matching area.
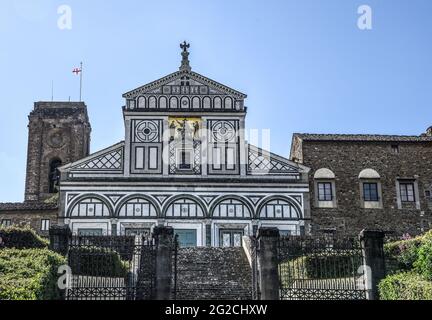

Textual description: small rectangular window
[318,182,333,201]
[400,182,415,202]
[135,147,145,169]
[41,219,50,231]
[425,190,432,201]
[1,219,12,227]
[391,144,400,154]
[148,147,158,170]
[226,147,235,170]
[212,147,222,170]
[363,183,379,202]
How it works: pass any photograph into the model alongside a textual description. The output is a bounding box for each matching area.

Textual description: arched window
[138,96,146,109]
[214,97,222,109]
[181,97,190,109]
[165,198,205,218]
[224,97,233,110]
[314,168,337,208]
[149,96,157,109]
[212,198,252,219]
[159,96,167,109]
[48,158,62,194]
[170,97,178,109]
[117,197,158,218]
[203,97,211,109]
[259,198,301,219]
[69,197,111,218]
[192,97,200,109]
[359,169,383,207]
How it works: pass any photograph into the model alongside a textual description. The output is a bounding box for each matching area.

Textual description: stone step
[174,247,252,300]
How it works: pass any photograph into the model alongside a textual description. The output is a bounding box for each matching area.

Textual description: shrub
[68,247,129,278]
[0,248,66,300]
[414,238,432,281]
[285,251,362,280]
[379,272,432,300]
[0,226,49,249]
[384,237,423,272]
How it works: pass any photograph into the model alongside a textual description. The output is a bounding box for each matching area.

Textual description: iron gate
[66,235,156,300]
[278,236,367,300]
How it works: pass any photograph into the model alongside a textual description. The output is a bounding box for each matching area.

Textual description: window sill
[362,201,383,209]
[316,201,337,209]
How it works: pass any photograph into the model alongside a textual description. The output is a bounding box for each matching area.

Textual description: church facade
[57,44,311,247]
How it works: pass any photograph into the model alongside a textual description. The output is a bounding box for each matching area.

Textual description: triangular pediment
[61,142,124,173]
[122,70,247,99]
[247,144,310,176]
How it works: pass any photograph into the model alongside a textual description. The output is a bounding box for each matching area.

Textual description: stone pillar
[360,229,386,300]
[206,224,212,247]
[154,226,174,300]
[257,227,280,300]
[49,225,71,256]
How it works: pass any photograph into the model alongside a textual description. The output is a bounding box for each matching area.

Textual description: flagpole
[79,62,83,102]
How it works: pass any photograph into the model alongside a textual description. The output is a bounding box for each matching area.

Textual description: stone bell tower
[24,102,91,202]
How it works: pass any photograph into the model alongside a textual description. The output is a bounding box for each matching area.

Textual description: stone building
[0,102,91,235]
[290,130,432,236]
[57,43,311,246]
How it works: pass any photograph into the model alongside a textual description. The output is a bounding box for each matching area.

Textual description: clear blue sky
[1,0,431,202]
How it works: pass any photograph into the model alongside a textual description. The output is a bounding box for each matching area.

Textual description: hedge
[0,226,49,249]
[0,249,66,300]
[283,251,363,280]
[68,247,129,278]
[379,272,432,300]
[414,238,432,281]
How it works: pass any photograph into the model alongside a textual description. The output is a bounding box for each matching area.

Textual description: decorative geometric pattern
[212,121,236,142]
[248,146,299,175]
[135,121,159,143]
[165,198,204,218]
[74,147,123,170]
[153,195,171,205]
[246,196,265,206]
[198,195,218,205]
[107,195,123,205]
[169,141,201,175]
[260,199,301,219]
[118,198,157,218]
[69,198,110,218]
[212,199,251,219]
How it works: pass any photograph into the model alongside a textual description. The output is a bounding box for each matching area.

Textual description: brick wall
[296,139,432,236]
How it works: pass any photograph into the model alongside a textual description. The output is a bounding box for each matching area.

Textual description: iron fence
[66,235,156,300]
[278,236,367,300]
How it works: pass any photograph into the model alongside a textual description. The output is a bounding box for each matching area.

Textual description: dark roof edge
[293,133,432,142]
[0,202,58,212]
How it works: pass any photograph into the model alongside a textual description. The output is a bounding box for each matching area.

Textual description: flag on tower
[72,62,83,102]
[72,67,82,75]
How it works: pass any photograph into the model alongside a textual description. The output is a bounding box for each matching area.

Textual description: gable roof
[293,133,432,143]
[248,144,310,175]
[60,141,124,173]
[122,70,247,100]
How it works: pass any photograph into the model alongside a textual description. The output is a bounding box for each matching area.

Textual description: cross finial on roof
[179,41,192,72]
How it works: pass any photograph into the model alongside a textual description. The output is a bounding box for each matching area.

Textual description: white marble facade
[59,45,310,247]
